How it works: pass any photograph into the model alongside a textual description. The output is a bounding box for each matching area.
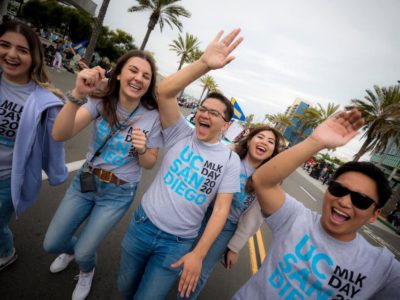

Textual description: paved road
[1,69,398,300]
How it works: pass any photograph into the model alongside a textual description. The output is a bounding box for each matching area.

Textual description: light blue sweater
[11,84,67,216]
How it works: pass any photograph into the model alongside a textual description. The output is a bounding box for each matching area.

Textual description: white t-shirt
[142,116,241,238]
[233,194,400,300]
[0,77,35,179]
[228,158,256,224]
[83,97,162,183]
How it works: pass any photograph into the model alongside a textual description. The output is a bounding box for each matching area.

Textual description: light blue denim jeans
[43,170,138,272]
[117,204,196,300]
[0,178,14,257]
[177,207,238,300]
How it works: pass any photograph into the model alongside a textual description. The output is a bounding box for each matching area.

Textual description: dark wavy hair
[100,50,158,129]
[331,161,392,209]
[239,125,283,194]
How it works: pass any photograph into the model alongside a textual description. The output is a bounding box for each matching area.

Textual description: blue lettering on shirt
[163,145,208,206]
[94,119,133,167]
[269,233,335,299]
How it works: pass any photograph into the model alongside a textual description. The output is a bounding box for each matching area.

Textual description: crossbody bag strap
[87,103,140,166]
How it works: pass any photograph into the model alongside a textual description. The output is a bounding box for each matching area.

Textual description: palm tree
[128,0,191,50]
[169,32,200,70]
[198,75,217,102]
[244,114,255,128]
[294,102,340,143]
[346,85,400,161]
[187,48,203,62]
[84,0,111,65]
[265,113,292,133]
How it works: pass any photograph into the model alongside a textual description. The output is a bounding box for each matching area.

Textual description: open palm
[311,109,364,149]
[201,29,243,70]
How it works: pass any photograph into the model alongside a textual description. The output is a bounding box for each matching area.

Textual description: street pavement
[1,68,398,299]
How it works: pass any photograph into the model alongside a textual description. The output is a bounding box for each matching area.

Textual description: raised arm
[253,109,364,216]
[156,29,243,129]
[52,67,105,141]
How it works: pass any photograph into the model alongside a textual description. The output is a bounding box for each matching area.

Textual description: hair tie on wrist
[138,147,147,155]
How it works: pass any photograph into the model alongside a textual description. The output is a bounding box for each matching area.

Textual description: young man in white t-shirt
[117,29,243,299]
[233,110,400,299]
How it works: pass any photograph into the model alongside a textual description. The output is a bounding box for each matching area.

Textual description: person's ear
[368,208,381,224]
[222,121,230,132]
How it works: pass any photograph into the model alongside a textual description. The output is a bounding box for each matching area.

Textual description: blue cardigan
[10,84,68,216]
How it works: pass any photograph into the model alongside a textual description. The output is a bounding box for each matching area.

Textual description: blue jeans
[117,204,196,300]
[177,208,238,300]
[0,178,14,257]
[43,170,138,272]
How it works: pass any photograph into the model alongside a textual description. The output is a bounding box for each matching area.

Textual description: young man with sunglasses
[117,29,243,299]
[233,109,399,299]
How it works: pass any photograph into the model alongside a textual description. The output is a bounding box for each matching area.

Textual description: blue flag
[231,97,246,121]
[71,40,88,51]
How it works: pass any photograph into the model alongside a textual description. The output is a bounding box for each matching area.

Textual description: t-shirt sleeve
[217,152,241,194]
[146,116,163,149]
[82,97,102,119]
[265,193,306,233]
[162,115,193,148]
[371,256,400,299]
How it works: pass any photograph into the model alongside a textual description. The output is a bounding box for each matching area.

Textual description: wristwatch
[65,90,88,106]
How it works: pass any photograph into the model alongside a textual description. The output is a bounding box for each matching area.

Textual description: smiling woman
[42,49,163,300]
[0,21,67,273]
[0,32,32,84]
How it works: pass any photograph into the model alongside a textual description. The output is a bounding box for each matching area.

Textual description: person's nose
[338,194,352,208]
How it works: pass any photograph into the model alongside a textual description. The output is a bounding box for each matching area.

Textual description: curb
[377,217,400,235]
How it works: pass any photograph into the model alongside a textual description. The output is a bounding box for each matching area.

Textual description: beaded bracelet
[64,90,88,106]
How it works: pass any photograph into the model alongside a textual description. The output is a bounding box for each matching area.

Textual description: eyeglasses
[327,181,377,210]
[197,106,228,122]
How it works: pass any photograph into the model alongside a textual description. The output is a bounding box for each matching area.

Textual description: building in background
[283,98,312,146]
[370,138,400,216]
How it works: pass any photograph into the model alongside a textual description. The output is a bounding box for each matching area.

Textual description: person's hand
[72,66,105,98]
[171,251,203,298]
[78,60,89,70]
[225,249,239,269]
[310,109,364,149]
[200,29,243,71]
[131,128,147,155]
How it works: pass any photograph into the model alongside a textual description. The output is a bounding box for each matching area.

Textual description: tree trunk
[84,0,111,65]
[353,138,371,161]
[198,86,207,103]
[140,15,158,50]
[177,54,186,70]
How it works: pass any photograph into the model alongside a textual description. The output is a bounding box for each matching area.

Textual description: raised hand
[310,109,365,149]
[200,29,243,70]
[72,66,105,98]
[131,128,147,155]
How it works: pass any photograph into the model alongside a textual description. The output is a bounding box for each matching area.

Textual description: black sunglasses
[328,181,377,210]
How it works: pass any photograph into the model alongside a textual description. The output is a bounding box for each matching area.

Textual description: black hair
[200,92,234,121]
[331,161,392,209]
